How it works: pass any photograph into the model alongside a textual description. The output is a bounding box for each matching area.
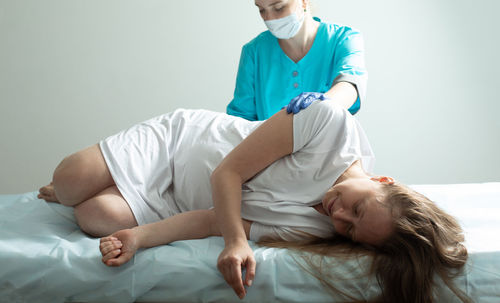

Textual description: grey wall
[1,0,499,194]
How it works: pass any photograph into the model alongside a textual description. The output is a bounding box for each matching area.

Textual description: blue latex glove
[285,92,326,114]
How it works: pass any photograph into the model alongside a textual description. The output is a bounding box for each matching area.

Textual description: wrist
[224,236,248,247]
[131,226,146,248]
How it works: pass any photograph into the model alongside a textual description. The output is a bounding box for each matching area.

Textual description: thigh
[53,144,115,206]
[74,185,138,237]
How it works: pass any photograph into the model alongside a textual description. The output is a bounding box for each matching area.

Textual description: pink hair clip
[379,176,395,184]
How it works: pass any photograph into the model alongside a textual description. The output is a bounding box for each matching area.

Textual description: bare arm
[211,109,294,242]
[100,211,220,267]
[210,109,294,299]
[134,209,253,248]
[323,81,358,110]
[99,209,253,266]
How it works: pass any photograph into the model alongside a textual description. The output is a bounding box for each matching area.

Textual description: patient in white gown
[38,101,470,303]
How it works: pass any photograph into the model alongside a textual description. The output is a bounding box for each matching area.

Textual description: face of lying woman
[322,178,394,246]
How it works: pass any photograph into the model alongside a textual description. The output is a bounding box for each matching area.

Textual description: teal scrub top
[227,18,368,121]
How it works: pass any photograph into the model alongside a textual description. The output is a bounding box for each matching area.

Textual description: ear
[370,176,395,185]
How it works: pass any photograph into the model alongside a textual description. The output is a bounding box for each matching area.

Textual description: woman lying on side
[38,100,470,303]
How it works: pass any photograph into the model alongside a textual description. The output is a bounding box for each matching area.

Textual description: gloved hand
[285,92,326,114]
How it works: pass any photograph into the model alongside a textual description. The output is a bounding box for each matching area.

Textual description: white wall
[1,0,499,193]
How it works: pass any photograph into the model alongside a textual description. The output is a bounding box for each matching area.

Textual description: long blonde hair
[259,182,471,303]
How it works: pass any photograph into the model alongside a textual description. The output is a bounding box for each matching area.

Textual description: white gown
[99,101,375,241]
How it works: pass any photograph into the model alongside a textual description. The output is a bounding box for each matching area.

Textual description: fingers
[244,257,256,287]
[287,100,302,114]
[100,240,123,256]
[218,254,246,299]
[102,248,122,265]
[287,92,307,114]
[99,236,120,249]
[106,251,133,267]
[222,260,246,299]
[100,237,123,265]
[287,92,325,114]
[100,236,118,244]
[218,252,257,299]
[302,95,314,108]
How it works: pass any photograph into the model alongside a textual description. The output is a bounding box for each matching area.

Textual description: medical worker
[227,0,367,120]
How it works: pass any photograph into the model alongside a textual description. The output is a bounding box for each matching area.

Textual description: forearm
[323,81,358,110]
[134,209,220,249]
[211,170,248,245]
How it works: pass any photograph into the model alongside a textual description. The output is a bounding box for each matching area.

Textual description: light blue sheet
[1,184,500,302]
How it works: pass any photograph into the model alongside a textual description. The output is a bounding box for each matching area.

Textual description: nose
[331,207,352,222]
[261,13,271,21]
[331,208,354,236]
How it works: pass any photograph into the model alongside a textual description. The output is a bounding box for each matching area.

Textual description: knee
[54,152,91,182]
[74,204,105,237]
[52,154,90,205]
[74,198,137,237]
[52,156,75,200]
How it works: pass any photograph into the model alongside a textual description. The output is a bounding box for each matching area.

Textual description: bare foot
[38,182,60,203]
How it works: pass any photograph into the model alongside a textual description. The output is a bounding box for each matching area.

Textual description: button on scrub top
[227,18,368,121]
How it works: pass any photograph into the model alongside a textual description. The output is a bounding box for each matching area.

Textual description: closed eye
[353,201,360,216]
[354,199,366,218]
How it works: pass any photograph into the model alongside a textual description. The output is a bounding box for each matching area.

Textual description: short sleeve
[332,27,368,115]
[249,222,330,242]
[292,100,344,153]
[226,44,258,121]
[292,100,375,173]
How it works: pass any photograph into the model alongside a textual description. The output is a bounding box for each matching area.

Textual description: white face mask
[264,6,305,39]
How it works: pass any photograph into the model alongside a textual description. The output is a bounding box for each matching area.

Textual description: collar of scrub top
[276,16,323,67]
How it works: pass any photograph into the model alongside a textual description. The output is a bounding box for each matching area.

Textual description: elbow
[210,165,243,186]
[210,166,232,194]
[210,166,222,186]
[207,209,221,237]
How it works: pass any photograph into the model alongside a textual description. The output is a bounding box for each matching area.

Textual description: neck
[279,15,319,55]
[335,160,368,185]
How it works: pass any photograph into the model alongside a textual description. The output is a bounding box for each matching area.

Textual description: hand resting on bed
[100,229,139,266]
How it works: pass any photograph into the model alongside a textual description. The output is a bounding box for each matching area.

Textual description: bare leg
[38,144,137,237]
[39,144,114,206]
[74,185,138,237]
